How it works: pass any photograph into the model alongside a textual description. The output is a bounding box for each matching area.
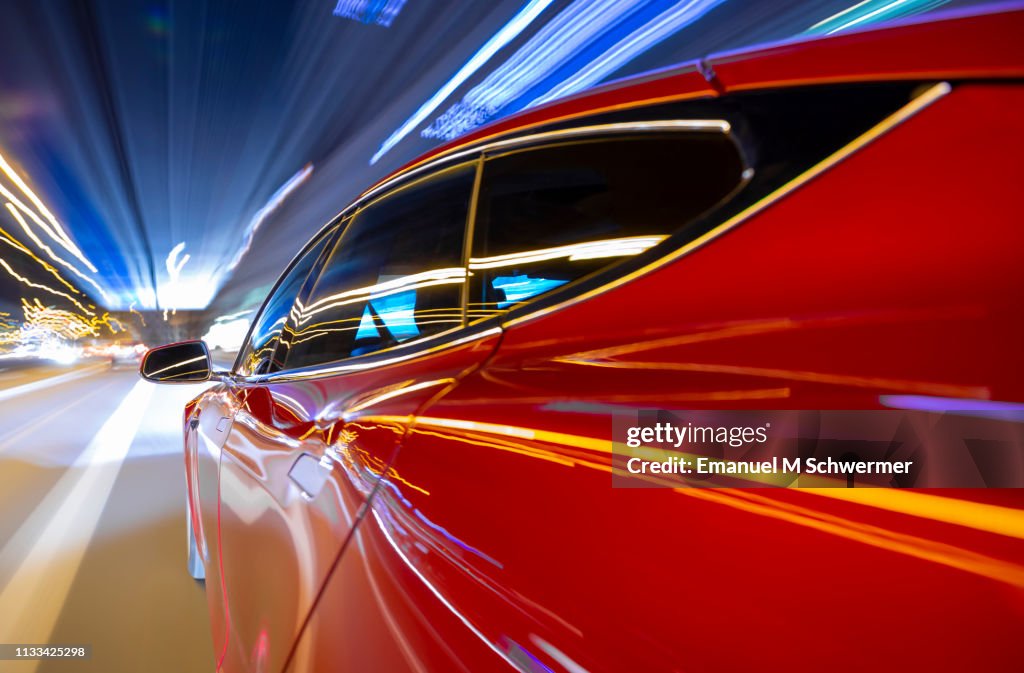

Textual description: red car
[142,7,1024,673]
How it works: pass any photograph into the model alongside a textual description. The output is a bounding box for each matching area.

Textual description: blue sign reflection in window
[493,275,568,308]
[354,289,420,343]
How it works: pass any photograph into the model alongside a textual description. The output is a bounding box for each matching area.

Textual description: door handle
[289,453,331,501]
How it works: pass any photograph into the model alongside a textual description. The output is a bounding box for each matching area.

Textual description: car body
[144,7,1024,673]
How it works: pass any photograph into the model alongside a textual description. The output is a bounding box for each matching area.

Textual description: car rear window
[467,133,745,321]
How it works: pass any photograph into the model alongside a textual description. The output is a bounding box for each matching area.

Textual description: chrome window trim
[243,83,949,383]
[301,119,733,251]
[355,120,730,211]
[258,326,502,383]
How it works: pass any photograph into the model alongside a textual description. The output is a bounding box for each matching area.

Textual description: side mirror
[140,340,213,383]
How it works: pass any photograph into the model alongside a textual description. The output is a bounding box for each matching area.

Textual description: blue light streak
[423,0,727,142]
[426,0,647,140]
[804,0,950,36]
[531,0,727,107]
[370,0,557,164]
[333,0,409,27]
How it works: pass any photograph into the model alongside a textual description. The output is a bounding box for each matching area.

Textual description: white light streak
[0,150,97,272]
[371,0,557,164]
[227,164,314,272]
[5,203,112,303]
[468,235,666,269]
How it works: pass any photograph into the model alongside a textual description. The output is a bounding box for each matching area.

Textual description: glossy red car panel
[288,81,1024,673]
[209,332,501,672]
[707,4,1024,90]
[173,7,1024,672]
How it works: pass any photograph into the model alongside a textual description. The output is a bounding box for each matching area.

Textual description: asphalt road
[0,363,215,672]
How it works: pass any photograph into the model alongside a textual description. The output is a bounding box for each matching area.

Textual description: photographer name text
[622,422,912,476]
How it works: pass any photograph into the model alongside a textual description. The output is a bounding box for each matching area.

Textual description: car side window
[236,227,336,376]
[468,133,746,322]
[279,162,475,371]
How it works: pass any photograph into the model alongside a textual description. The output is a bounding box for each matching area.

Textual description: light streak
[215,308,255,322]
[227,164,314,272]
[425,0,726,140]
[346,378,455,414]
[370,0,557,163]
[0,149,97,272]
[805,0,949,35]
[203,315,252,352]
[4,204,111,303]
[287,235,664,345]
[369,507,522,670]
[158,242,221,311]
[128,302,146,327]
[0,381,155,648]
[148,354,207,378]
[293,267,466,324]
[429,0,640,135]
[0,258,95,315]
[530,0,728,108]
[0,225,82,295]
[468,235,666,269]
[166,242,191,281]
[680,487,1024,589]
[333,0,409,27]
[563,358,989,399]
[21,298,98,339]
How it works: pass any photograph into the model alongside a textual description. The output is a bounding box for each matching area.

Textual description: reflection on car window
[280,163,474,370]
[236,227,335,376]
[468,134,745,321]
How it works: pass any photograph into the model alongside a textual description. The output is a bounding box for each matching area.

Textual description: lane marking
[0,379,154,659]
[0,377,122,456]
[0,363,107,403]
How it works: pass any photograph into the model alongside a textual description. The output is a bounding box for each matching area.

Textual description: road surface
[0,362,214,672]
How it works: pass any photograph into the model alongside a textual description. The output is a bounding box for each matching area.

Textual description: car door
[215,159,503,673]
[280,128,750,672]
[188,223,338,666]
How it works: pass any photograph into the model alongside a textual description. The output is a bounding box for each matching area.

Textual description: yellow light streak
[803,488,1024,541]
[0,225,82,295]
[0,150,96,272]
[128,302,147,327]
[0,258,95,315]
[676,487,1024,589]
[559,359,989,399]
[20,298,99,339]
[398,415,1024,543]
[346,378,456,414]
[4,204,109,302]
